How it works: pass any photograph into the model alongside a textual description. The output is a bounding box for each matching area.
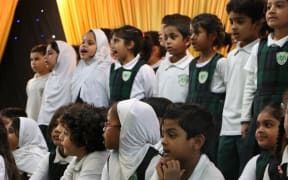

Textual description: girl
[241,0,288,161]
[186,13,227,163]
[59,103,109,180]
[239,102,285,180]
[101,98,160,180]
[71,29,112,107]
[0,119,20,180]
[7,117,48,178]
[30,106,74,180]
[38,40,76,142]
[109,25,156,104]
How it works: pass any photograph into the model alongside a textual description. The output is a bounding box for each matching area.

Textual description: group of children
[1,0,288,179]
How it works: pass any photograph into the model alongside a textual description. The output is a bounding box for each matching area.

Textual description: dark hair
[163,103,215,152]
[47,105,69,140]
[47,40,60,54]
[226,0,269,36]
[0,120,20,180]
[164,14,191,38]
[0,107,27,119]
[226,0,265,22]
[113,25,143,56]
[141,97,172,119]
[10,117,20,139]
[61,103,107,153]
[31,44,47,55]
[141,31,166,63]
[191,13,225,49]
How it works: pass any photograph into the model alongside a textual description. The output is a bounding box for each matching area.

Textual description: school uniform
[109,55,156,104]
[71,29,112,107]
[150,154,224,180]
[26,73,49,121]
[0,155,8,180]
[30,147,74,180]
[156,53,193,103]
[101,99,160,180]
[241,34,288,165]
[218,39,259,179]
[38,41,76,127]
[13,117,48,176]
[186,53,226,163]
[61,151,109,180]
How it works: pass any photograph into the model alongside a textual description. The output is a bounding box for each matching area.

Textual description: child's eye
[167,133,177,138]
[264,122,273,128]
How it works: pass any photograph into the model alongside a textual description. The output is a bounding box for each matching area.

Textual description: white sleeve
[211,57,227,93]
[29,153,50,180]
[0,156,6,180]
[239,155,259,180]
[241,44,258,122]
[131,65,157,99]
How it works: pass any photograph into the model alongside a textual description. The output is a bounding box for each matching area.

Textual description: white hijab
[38,40,76,125]
[71,29,112,103]
[102,98,160,179]
[13,117,48,174]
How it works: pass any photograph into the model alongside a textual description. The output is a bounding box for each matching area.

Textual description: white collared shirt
[221,39,259,135]
[156,54,193,102]
[108,55,157,100]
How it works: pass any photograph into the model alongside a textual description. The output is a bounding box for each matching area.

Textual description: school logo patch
[276,52,288,65]
[178,74,189,87]
[122,71,131,81]
[198,71,208,84]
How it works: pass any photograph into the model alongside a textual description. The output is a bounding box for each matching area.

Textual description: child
[108,25,156,104]
[281,90,288,179]
[59,103,109,180]
[26,44,50,121]
[7,117,48,178]
[156,14,193,103]
[30,105,74,180]
[101,98,160,180]
[218,0,266,178]
[38,40,76,141]
[186,13,227,163]
[142,31,166,72]
[239,102,285,180]
[151,103,224,180]
[241,0,288,166]
[0,119,20,180]
[71,29,112,107]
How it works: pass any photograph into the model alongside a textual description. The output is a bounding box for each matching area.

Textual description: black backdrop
[0,0,66,109]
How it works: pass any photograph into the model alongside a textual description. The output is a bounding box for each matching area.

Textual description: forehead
[162,118,181,129]
[83,31,96,40]
[257,111,279,123]
[229,12,251,20]
[30,52,43,57]
[267,0,288,3]
[163,25,181,34]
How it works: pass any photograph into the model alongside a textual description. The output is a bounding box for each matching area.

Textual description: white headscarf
[13,117,48,174]
[38,40,76,125]
[71,29,112,103]
[102,98,160,179]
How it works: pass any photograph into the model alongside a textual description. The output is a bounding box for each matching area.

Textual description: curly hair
[61,103,107,153]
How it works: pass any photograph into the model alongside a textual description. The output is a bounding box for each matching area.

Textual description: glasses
[104,121,121,128]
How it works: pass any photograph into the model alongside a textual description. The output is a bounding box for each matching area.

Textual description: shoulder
[82,151,109,173]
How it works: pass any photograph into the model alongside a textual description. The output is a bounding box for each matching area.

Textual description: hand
[156,158,165,180]
[241,122,250,139]
[162,160,185,180]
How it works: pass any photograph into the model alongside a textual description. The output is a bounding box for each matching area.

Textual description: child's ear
[209,32,217,44]
[126,41,135,51]
[190,134,205,151]
[184,36,192,47]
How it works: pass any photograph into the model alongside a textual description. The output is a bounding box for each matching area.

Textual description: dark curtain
[0,0,66,109]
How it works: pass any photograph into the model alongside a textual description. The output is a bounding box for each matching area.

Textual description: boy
[156,14,193,103]
[152,103,224,180]
[217,0,266,179]
[26,44,50,121]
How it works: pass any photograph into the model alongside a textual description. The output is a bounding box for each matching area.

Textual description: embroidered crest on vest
[122,71,132,81]
[198,71,208,84]
[178,74,189,87]
[276,52,288,65]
